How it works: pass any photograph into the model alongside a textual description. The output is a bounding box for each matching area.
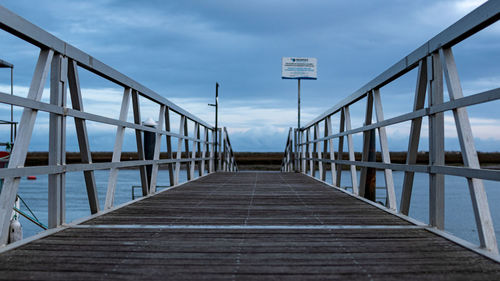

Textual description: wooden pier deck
[1,172,500,280]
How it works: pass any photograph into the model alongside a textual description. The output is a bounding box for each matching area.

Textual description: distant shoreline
[20,151,500,171]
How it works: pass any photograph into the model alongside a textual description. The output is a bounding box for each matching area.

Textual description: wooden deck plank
[0,172,499,280]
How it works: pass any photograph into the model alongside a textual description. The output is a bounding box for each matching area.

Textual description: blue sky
[0,0,499,152]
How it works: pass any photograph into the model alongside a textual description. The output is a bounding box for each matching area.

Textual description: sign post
[282,57,317,129]
[282,57,317,172]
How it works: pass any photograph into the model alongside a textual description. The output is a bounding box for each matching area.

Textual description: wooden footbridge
[2,1,500,280]
[1,172,500,280]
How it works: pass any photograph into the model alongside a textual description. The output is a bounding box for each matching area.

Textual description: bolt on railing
[0,6,237,246]
[281,0,500,256]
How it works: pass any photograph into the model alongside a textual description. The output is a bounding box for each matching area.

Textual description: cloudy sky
[0,0,499,152]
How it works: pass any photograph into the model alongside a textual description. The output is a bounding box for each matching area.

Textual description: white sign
[281,57,317,79]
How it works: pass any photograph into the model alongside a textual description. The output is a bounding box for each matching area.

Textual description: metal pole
[296,79,301,172]
[215,83,219,171]
[208,83,219,171]
[298,79,301,130]
[10,66,13,145]
[365,129,376,202]
[143,119,157,188]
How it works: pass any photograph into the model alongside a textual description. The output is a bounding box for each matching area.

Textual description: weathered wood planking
[0,172,499,280]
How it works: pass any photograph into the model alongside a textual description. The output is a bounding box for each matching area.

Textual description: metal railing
[221,127,238,172]
[280,128,293,172]
[0,6,237,245]
[282,1,500,255]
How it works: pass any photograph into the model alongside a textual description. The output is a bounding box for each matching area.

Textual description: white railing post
[0,49,53,245]
[48,53,67,228]
[440,47,498,253]
[373,89,396,210]
[315,123,323,180]
[300,130,309,174]
[400,59,428,215]
[105,88,131,209]
[164,108,175,186]
[218,128,222,170]
[344,106,358,195]
[326,116,336,185]
[201,127,208,176]
[190,122,198,178]
[358,92,373,198]
[148,105,165,194]
[174,116,186,185]
[428,52,445,230]
[131,90,149,196]
[336,109,345,188]
[209,129,215,173]
[68,59,99,214]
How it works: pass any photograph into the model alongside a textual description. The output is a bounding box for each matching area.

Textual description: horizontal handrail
[299,87,500,146]
[0,6,210,128]
[0,91,215,143]
[304,0,500,129]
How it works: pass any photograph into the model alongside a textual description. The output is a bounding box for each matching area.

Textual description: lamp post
[208,82,219,171]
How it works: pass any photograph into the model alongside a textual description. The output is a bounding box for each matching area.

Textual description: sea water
[14,169,500,248]
[16,169,188,238]
[321,170,500,247]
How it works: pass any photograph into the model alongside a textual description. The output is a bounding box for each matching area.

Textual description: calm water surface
[321,170,500,247]
[16,169,188,238]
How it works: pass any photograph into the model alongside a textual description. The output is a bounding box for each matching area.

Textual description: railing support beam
[48,54,67,228]
[0,49,53,245]
[440,47,498,253]
[428,52,445,230]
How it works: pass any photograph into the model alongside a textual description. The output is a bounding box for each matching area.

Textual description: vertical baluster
[301,129,307,173]
[358,92,373,198]
[209,129,215,173]
[373,89,396,210]
[174,116,186,185]
[105,88,131,209]
[223,130,228,171]
[344,106,358,194]
[68,59,99,214]
[148,105,165,194]
[321,119,328,181]
[201,127,208,176]
[440,47,498,253]
[326,116,336,185]
[336,110,345,188]
[48,54,67,227]
[184,118,191,180]
[131,91,149,196]
[400,59,427,214]
[290,129,293,171]
[164,108,175,186]
[308,128,314,176]
[292,130,296,172]
[218,128,222,170]
[197,124,202,176]
[428,52,445,229]
[0,49,53,245]
[190,122,198,178]
[315,123,323,180]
